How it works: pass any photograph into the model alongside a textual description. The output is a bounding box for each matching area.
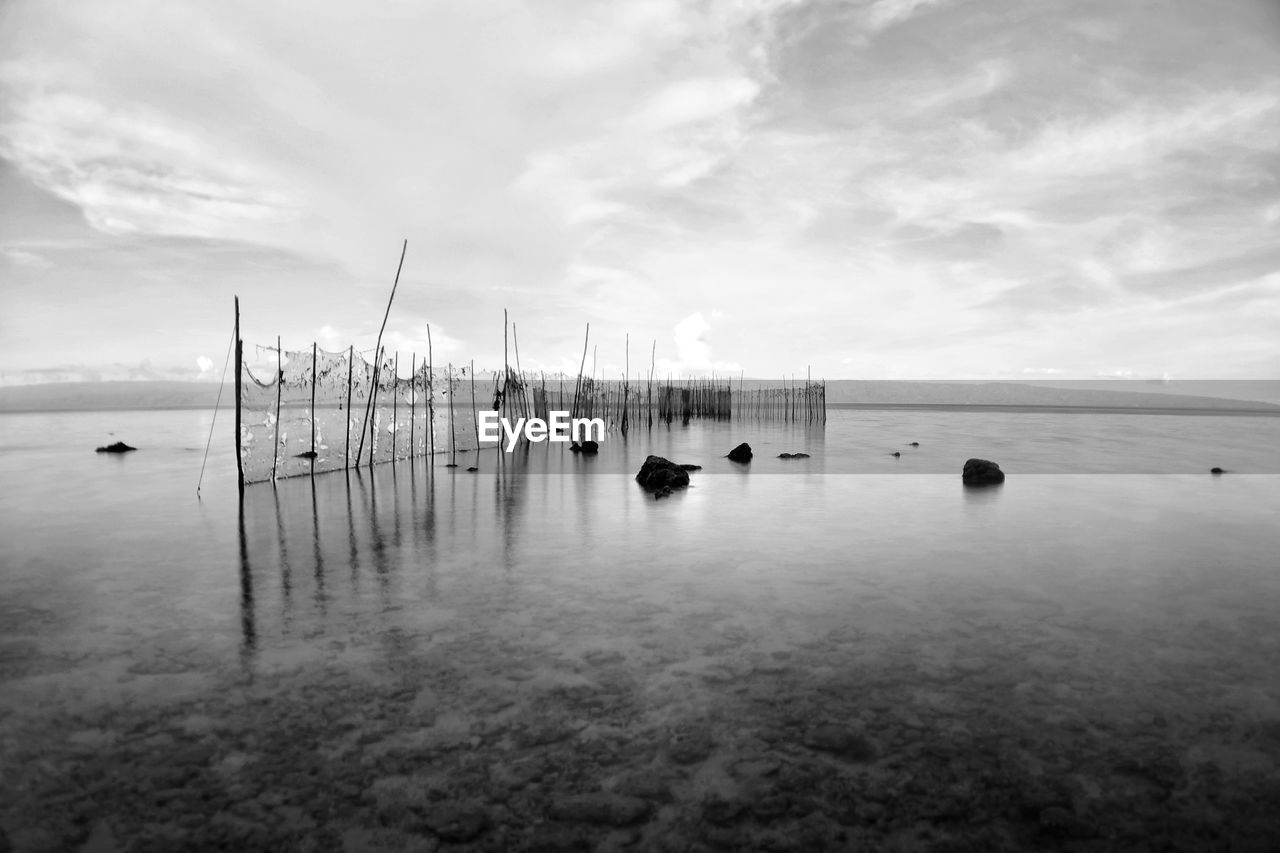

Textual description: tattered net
[238,344,481,483]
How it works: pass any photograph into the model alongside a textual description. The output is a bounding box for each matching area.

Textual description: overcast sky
[1,0,1277,384]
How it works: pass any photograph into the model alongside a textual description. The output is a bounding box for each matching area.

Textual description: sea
[1,406,1279,851]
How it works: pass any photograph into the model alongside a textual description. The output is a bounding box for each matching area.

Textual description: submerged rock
[801,725,875,761]
[778,452,810,459]
[890,451,901,458]
[909,441,920,447]
[570,440,599,454]
[95,441,137,453]
[635,455,690,493]
[727,442,753,462]
[679,463,702,471]
[962,457,1005,485]
[1210,467,1225,475]
[295,450,318,459]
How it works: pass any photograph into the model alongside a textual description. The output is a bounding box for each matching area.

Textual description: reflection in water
[236,499,256,666]
[311,477,326,616]
[962,481,1004,506]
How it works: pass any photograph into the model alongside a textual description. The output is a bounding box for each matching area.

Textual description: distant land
[1,379,1279,414]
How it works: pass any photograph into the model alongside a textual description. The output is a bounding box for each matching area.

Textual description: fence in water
[234,310,825,487]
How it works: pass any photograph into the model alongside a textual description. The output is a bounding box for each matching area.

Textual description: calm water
[2,408,1279,851]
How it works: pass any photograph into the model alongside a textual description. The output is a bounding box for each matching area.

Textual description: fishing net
[238,343,481,483]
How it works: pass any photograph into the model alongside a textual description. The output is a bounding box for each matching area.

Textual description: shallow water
[1,408,1279,850]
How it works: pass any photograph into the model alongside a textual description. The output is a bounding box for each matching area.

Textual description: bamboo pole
[309,341,317,471]
[366,347,384,468]
[570,323,589,422]
[470,359,479,465]
[356,239,408,463]
[392,352,400,460]
[427,326,435,461]
[234,297,244,496]
[502,309,510,428]
[345,346,353,468]
[409,352,416,457]
[448,363,457,466]
[271,335,282,480]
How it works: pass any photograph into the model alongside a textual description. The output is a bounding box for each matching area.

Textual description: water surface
[1,408,1278,850]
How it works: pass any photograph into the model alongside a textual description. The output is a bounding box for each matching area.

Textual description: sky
[1,0,1278,384]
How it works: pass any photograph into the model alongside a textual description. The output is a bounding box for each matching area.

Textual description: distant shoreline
[826,402,1280,416]
[3,402,1279,417]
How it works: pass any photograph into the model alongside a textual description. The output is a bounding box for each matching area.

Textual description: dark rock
[466,466,478,472]
[295,450,318,459]
[635,455,691,493]
[1210,467,1225,474]
[667,726,715,765]
[778,452,810,459]
[95,441,137,453]
[890,451,900,457]
[909,441,919,446]
[962,457,1005,485]
[549,793,651,826]
[727,442,753,462]
[678,463,702,471]
[421,802,489,841]
[579,440,599,453]
[801,725,875,761]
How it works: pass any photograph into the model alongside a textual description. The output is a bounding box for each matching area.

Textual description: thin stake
[234,297,244,496]
[309,341,317,472]
[357,239,408,460]
[271,335,282,480]
[345,345,354,468]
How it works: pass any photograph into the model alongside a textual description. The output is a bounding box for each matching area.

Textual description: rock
[466,467,478,472]
[801,725,875,761]
[1210,467,1225,474]
[962,457,1005,485]
[635,455,691,493]
[909,441,919,446]
[95,441,137,453]
[890,451,900,457]
[679,463,702,471]
[295,450,318,459]
[778,452,810,459]
[579,440,599,453]
[549,793,651,826]
[727,442,753,462]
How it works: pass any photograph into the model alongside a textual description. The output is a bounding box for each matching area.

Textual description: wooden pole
[470,359,479,463]
[410,352,416,458]
[427,326,435,460]
[310,341,317,470]
[571,322,589,422]
[448,363,456,466]
[367,347,383,468]
[234,297,244,496]
[271,335,282,480]
[502,309,510,427]
[345,346,353,469]
[357,239,408,461]
[392,352,400,460]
